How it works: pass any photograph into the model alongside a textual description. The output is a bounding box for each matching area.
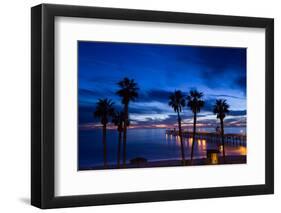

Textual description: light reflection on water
[166,133,246,158]
[79,128,246,168]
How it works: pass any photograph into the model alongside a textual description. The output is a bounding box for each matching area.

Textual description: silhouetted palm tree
[187,90,204,162]
[112,111,125,168]
[213,99,230,161]
[94,98,115,168]
[116,78,139,166]
[169,90,186,165]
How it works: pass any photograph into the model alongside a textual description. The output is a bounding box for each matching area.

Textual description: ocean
[78,127,246,169]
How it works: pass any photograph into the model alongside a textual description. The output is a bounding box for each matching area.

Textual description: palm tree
[93,98,115,168]
[213,99,230,161]
[187,90,204,162]
[169,90,186,165]
[116,78,139,166]
[112,111,125,168]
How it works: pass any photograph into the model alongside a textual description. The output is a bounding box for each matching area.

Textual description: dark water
[78,128,246,169]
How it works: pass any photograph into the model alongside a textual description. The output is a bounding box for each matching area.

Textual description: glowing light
[239,146,247,155]
[188,138,193,148]
[155,124,168,128]
[210,153,219,164]
[202,139,206,149]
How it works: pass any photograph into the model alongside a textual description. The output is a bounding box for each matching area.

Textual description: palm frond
[213,99,230,119]
[93,98,115,125]
[187,89,204,113]
[116,77,139,104]
[168,90,186,113]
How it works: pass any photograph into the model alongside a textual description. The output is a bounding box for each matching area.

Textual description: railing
[165,129,246,146]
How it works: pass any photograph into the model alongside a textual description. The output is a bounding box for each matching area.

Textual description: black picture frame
[31,3,274,209]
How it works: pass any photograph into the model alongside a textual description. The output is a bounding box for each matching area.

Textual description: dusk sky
[78,41,246,130]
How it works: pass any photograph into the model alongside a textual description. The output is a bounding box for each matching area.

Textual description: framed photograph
[31,4,274,209]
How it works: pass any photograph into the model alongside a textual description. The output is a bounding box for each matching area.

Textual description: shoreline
[79,155,246,171]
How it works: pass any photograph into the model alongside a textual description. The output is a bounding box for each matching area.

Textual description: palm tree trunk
[191,112,197,161]
[102,124,107,168]
[177,110,185,165]
[123,104,129,167]
[220,118,225,161]
[117,130,122,168]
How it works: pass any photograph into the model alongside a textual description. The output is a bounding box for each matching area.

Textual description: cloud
[78,42,246,128]
[207,94,245,99]
[129,105,166,114]
[224,116,246,127]
[228,110,247,116]
[79,89,102,97]
[202,98,217,112]
[78,88,117,104]
[137,89,171,103]
[233,74,247,94]
[197,97,246,116]
[79,105,94,124]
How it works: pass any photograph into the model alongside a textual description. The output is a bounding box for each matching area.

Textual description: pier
[165,129,246,146]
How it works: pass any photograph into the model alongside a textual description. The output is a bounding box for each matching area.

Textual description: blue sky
[78,41,246,129]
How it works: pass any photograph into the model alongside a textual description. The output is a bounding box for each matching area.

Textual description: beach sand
[79,155,246,170]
